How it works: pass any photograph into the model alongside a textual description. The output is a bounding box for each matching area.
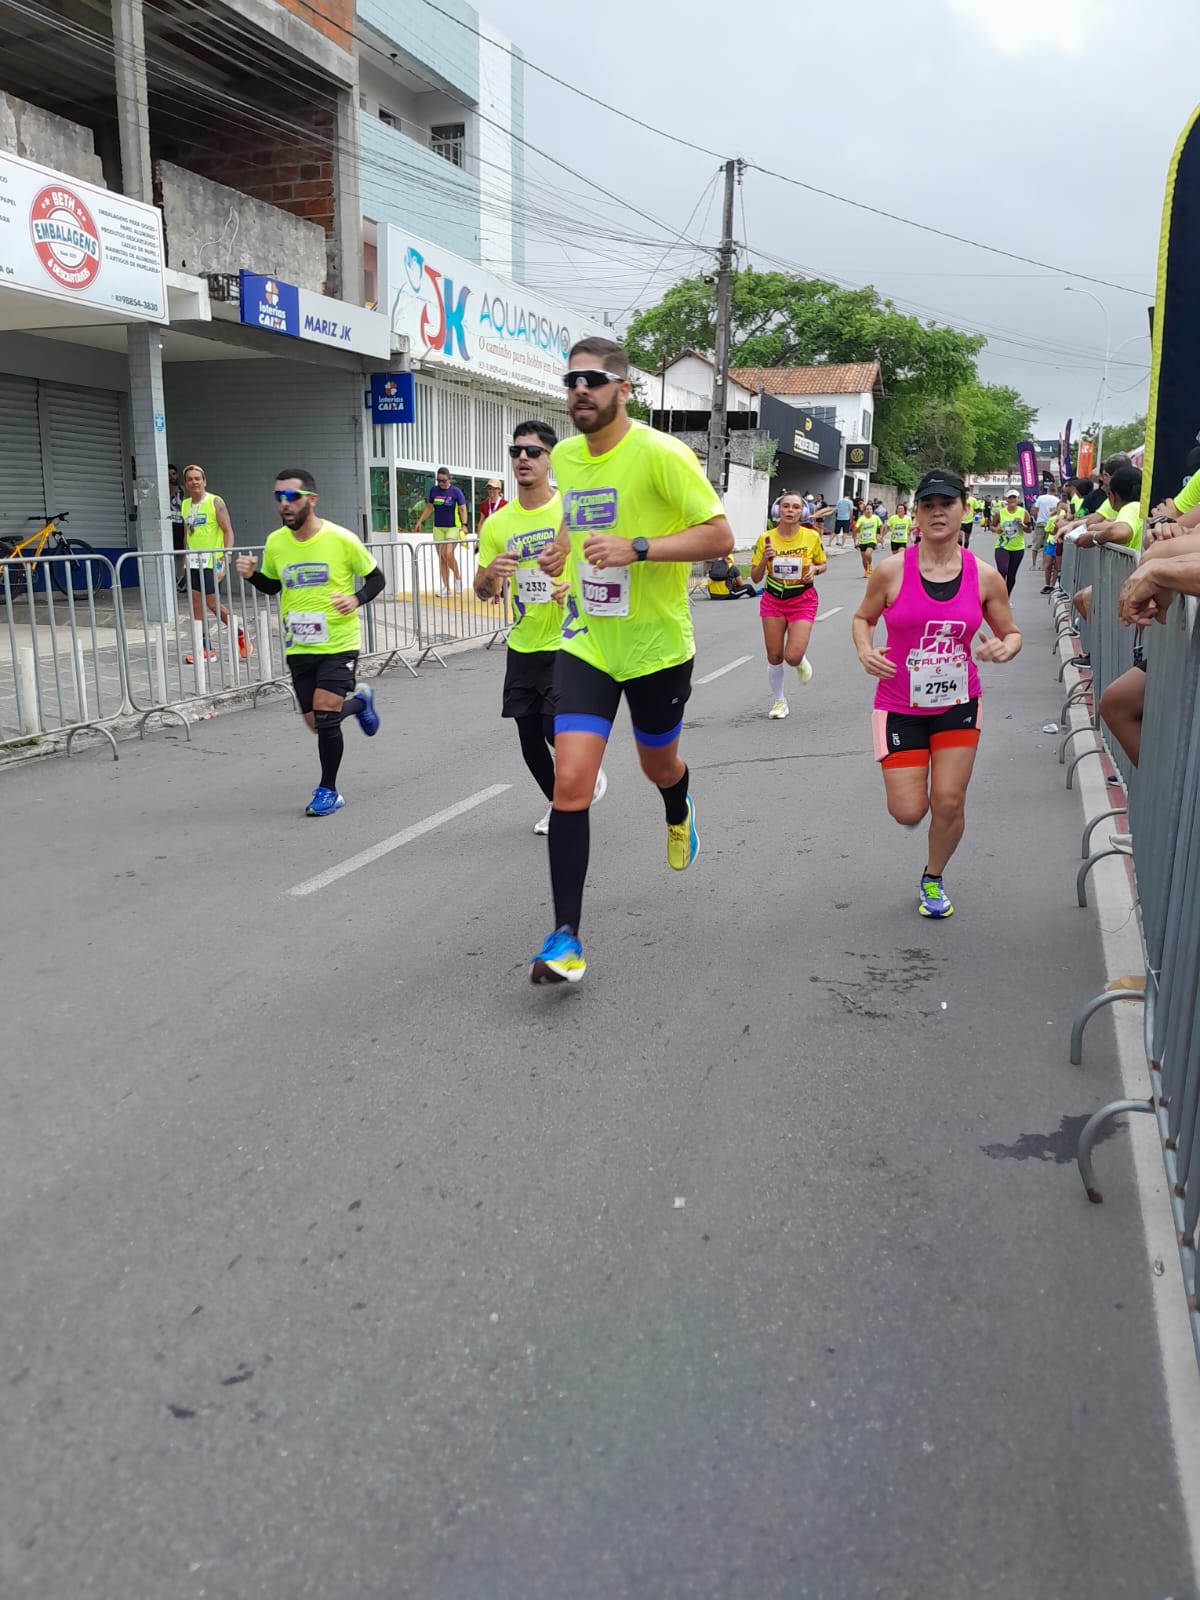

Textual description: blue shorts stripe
[633,719,683,749]
[555,712,613,740]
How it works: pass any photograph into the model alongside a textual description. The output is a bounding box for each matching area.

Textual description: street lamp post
[1064,285,1110,467]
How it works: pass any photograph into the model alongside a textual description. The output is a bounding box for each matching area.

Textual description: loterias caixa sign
[380,227,611,400]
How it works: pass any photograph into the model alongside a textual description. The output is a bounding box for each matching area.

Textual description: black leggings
[516,713,556,801]
[995,546,1024,595]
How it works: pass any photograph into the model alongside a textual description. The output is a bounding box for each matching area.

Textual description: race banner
[1077,438,1095,479]
[1060,419,1073,486]
[1142,102,1200,513]
[1016,440,1039,513]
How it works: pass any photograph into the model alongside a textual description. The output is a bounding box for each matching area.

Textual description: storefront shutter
[0,374,47,545]
[40,382,130,552]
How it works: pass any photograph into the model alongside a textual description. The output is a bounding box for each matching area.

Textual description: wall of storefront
[368,370,573,533]
[0,353,132,552]
[163,360,368,542]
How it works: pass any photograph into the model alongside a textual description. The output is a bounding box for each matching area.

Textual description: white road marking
[696,655,752,685]
[815,606,844,622]
[289,784,512,896]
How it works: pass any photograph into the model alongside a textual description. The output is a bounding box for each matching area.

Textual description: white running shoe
[768,698,790,720]
[796,657,813,686]
[533,806,552,835]
[593,766,609,804]
[438,586,450,599]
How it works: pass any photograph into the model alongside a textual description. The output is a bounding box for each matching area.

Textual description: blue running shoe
[667,795,700,871]
[918,874,954,918]
[305,786,345,818]
[530,925,586,984]
[353,681,380,737]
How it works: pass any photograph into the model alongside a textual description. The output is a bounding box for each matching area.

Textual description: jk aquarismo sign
[380,227,609,399]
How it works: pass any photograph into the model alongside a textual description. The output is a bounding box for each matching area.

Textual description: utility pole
[707,158,741,494]
[112,0,172,578]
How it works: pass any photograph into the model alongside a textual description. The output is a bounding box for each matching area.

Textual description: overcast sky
[480,0,1194,436]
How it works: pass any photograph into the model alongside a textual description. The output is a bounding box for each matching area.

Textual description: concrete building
[0,0,539,558]
[731,362,884,503]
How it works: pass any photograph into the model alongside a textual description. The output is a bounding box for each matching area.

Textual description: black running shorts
[554,652,693,747]
[502,648,557,719]
[288,650,358,713]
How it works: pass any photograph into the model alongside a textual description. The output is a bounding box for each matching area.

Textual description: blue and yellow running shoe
[530,925,586,984]
[918,874,954,918]
[305,786,345,818]
[667,795,700,871]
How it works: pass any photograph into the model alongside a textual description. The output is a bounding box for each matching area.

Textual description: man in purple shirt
[415,466,469,596]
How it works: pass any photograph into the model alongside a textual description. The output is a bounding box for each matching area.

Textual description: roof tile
[730,361,883,398]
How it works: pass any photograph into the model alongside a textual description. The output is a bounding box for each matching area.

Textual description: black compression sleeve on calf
[340,695,363,721]
[516,714,556,801]
[317,724,344,789]
[356,568,386,605]
[548,807,589,936]
[658,765,690,826]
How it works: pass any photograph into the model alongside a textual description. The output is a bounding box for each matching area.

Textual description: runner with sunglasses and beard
[528,337,734,984]
[476,420,608,833]
[237,468,385,817]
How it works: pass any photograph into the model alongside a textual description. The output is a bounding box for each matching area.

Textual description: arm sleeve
[245,571,282,595]
[1175,472,1200,515]
[356,567,386,606]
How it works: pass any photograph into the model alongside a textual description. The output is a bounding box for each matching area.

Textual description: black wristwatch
[632,537,650,562]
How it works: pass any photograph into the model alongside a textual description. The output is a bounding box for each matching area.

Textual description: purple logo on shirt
[564,489,617,529]
[509,529,556,561]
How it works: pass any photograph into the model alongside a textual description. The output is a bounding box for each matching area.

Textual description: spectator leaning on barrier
[1101,522,1200,768]
[1068,465,1143,627]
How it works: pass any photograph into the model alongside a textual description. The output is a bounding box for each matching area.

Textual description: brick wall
[155,102,336,238]
[274,0,352,49]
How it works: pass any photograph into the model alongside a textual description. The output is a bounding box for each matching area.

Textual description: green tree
[625,269,1035,485]
[1083,413,1146,458]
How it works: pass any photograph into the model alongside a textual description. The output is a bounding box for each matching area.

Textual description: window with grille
[809,405,837,427]
[431,123,466,168]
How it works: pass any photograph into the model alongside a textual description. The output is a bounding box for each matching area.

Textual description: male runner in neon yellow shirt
[237,468,385,816]
[529,336,733,984]
[476,419,608,834]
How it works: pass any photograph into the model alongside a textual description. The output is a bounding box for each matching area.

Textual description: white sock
[767,663,785,700]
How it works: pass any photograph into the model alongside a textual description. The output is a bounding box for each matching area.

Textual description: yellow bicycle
[0,511,111,596]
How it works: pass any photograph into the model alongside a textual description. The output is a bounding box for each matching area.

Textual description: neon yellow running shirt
[552,423,724,681]
[476,492,563,655]
[887,514,913,544]
[260,520,378,655]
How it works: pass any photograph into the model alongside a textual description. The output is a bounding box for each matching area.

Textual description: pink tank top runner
[873,544,984,715]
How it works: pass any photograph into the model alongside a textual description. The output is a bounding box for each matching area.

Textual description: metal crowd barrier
[115,548,295,737]
[409,537,510,666]
[3,537,509,766]
[1070,594,1200,1370]
[1,552,123,759]
[1061,545,1139,802]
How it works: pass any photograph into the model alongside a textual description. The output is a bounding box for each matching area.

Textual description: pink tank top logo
[874,545,984,715]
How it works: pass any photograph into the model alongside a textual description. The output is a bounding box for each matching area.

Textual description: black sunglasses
[509,444,548,460]
[562,369,624,390]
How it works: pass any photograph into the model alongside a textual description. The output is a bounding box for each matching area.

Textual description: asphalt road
[2,546,1194,1600]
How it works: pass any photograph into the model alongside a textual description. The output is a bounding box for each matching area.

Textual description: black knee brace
[314,707,343,733]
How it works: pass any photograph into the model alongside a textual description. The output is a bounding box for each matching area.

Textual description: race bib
[186,550,211,570]
[288,611,329,645]
[579,561,630,617]
[771,557,806,582]
[515,568,553,607]
[910,651,969,709]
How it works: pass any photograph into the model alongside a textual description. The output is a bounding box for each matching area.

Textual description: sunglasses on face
[508,444,548,460]
[562,369,623,390]
[274,489,316,502]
